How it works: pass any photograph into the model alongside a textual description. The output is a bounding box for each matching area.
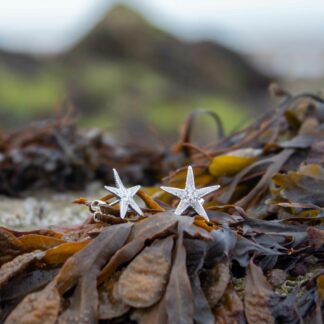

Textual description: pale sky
[0,0,324,54]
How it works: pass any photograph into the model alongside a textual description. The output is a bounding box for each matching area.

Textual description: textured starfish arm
[160,186,185,198]
[174,200,190,216]
[192,201,210,221]
[185,166,196,190]
[128,185,141,196]
[129,198,144,216]
[113,168,126,189]
[104,186,123,198]
[197,185,220,197]
[119,199,129,219]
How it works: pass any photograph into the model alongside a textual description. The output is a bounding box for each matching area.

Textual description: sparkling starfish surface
[161,166,220,221]
[104,169,143,219]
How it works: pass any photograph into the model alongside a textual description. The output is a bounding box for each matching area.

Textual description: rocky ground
[0,183,105,229]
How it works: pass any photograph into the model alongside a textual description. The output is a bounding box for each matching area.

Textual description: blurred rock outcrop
[69,5,270,95]
[0,5,272,141]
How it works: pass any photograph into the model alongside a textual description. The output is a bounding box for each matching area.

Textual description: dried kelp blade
[165,231,194,324]
[62,224,131,283]
[116,236,174,308]
[98,212,178,284]
[4,283,61,324]
[244,259,275,324]
[98,271,131,320]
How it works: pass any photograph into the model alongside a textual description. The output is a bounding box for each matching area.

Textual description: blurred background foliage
[1,1,320,144]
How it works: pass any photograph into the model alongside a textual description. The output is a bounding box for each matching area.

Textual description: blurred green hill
[0,5,272,143]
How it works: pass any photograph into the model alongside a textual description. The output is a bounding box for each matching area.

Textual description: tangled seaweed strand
[0,118,164,195]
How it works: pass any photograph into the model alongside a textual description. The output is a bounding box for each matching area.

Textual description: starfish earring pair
[104,166,220,221]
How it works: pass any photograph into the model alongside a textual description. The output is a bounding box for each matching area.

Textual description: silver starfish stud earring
[160,166,220,221]
[104,169,143,219]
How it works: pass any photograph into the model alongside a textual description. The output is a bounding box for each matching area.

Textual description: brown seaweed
[0,87,324,323]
